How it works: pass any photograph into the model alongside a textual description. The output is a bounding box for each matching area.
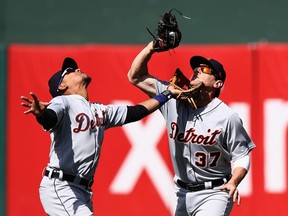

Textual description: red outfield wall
[6,43,288,215]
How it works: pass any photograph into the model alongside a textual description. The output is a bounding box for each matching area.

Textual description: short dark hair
[214,88,221,98]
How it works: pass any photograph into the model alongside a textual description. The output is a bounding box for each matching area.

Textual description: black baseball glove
[147,9,185,52]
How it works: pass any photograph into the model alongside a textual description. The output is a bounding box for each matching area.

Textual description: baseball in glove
[147,8,190,52]
[169,68,204,109]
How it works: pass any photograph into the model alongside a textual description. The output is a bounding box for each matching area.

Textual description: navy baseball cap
[48,57,78,98]
[190,56,226,83]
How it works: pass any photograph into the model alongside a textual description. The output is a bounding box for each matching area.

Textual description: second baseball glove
[170,68,204,109]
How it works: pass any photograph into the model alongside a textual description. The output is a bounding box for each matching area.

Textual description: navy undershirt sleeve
[36,108,58,130]
[124,105,149,124]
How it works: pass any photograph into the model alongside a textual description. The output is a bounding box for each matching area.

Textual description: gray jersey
[46,94,127,178]
[155,79,256,184]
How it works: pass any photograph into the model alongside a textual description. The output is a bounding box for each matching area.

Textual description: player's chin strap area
[175,175,231,192]
[44,167,94,188]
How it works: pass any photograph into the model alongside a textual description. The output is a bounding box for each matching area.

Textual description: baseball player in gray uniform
[21,57,181,216]
[127,41,256,216]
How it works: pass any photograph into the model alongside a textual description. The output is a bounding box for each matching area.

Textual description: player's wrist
[147,41,156,54]
[161,90,173,99]
[153,90,173,105]
[35,110,45,117]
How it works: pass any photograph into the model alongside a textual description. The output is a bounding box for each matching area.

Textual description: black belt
[177,175,231,192]
[44,169,94,188]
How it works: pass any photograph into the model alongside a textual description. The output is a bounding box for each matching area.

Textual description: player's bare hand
[21,92,50,116]
[218,183,241,206]
[167,84,182,98]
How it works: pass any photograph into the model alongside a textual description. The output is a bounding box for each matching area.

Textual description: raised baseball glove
[170,68,204,109]
[147,9,189,52]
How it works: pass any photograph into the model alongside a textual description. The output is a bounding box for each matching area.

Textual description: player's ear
[213,80,223,89]
[58,83,68,92]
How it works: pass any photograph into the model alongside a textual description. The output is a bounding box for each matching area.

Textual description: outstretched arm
[124,88,181,124]
[21,92,57,130]
[21,92,49,116]
[127,41,158,97]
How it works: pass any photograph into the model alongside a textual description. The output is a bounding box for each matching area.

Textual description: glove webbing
[170,69,204,109]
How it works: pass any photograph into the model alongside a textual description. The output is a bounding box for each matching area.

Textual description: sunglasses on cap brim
[194,65,221,80]
[57,67,75,92]
[193,65,213,75]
